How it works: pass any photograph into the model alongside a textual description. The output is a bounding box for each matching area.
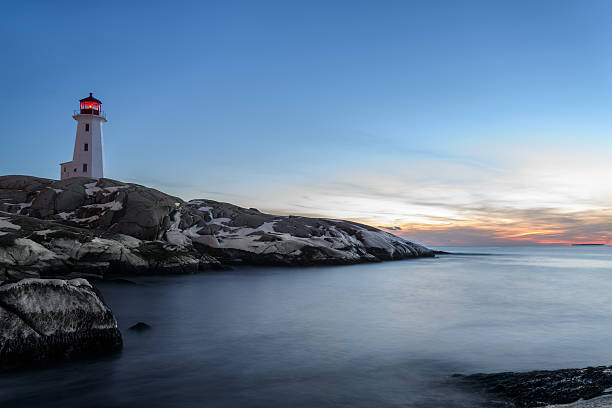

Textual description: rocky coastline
[0,174,433,368]
[2,175,612,407]
[0,175,434,281]
[456,366,612,407]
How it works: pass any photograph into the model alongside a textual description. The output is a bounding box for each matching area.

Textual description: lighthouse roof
[80,92,102,104]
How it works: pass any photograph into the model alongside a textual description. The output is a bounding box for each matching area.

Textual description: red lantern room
[79,92,102,115]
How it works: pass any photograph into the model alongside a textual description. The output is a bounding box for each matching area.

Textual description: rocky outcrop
[0,278,122,369]
[178,199,432,265]
[0,175,180,240]
[0,212,222,281]
[456,366,612,407]
[0,175,433,279]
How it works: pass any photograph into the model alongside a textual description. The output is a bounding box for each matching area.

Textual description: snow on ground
[55,201,122,225]
[212,220,363,259]
[194,204,219,223]
[211,217,231,226]
[13,238,57,261]
[35,229,57,237]
[166,230,191,246]
[259,221,277,233]
[15,202,32,214]
[182,225,203,238]
[84,182,102,196]
[72,215,100,224]
[0,217,21,230]
[57,211,75,220]
[170,212,181,230]
[115,234,142,248]
[189,203,228,224]
[172,202,419,259]
[103,186,127,194]
[165,211,192,246]
[82,201,123,211]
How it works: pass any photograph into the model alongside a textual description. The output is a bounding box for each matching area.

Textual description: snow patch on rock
[82,201,123,211]
[34,229,57,237]
[0,217,21,230]
[13,238,57,261]
[84,182,102,196]
[103,186,127,194]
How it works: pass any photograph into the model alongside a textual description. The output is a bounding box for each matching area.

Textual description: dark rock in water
[0,278,122,370]
[457,365,612,407]
[129,322,151,331]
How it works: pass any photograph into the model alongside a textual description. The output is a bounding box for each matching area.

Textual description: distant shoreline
[572,243,607,246]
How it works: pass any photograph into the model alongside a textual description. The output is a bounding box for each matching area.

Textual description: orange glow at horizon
[348,217,612,247]
[240,145,612,247]
[497,230,567,239]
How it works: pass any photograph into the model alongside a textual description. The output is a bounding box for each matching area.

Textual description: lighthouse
[60,93,107,180]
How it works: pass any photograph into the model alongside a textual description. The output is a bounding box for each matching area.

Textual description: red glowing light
[80,102,100,110]
[79,93,102,115]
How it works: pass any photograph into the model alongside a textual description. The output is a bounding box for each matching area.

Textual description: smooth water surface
[3,246,612,407]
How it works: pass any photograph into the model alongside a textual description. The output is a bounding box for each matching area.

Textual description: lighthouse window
[84,143,88,151]
[85,124,89,132]
[83,163,88,173]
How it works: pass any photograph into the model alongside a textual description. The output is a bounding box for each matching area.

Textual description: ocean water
[3,246,612,407]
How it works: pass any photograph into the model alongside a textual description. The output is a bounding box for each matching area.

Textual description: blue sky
[2,1,612,245]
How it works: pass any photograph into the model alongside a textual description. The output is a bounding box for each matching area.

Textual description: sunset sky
[2,1,612,246]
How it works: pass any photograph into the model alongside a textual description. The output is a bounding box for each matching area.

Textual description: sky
[2,0,612,246]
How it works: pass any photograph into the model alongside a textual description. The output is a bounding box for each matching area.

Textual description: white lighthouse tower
[60,93,107,180]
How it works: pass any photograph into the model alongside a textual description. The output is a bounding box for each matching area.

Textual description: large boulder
[0,278,122,369]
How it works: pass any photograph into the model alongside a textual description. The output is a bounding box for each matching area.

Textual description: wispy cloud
[254,143,612,246]
[379,226,402,231]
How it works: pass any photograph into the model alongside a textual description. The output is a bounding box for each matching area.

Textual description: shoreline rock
[456,365,612,407]
[0,175,434,280]
[0,278,122,370]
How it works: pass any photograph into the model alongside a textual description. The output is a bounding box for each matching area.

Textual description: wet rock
[129,322,151,331]
[0,278,122,369]
[457,365,612,407]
